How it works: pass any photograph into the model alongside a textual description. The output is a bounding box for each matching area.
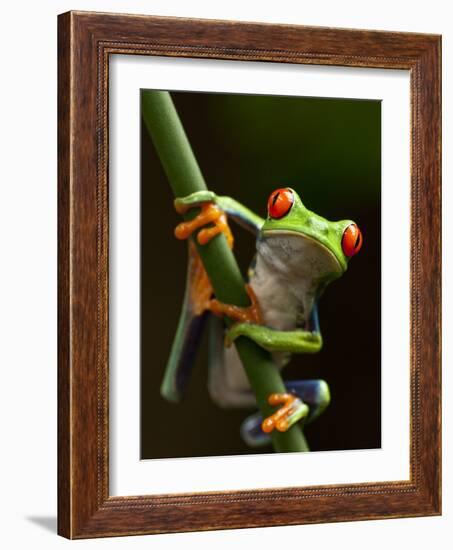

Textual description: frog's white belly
[250,258,312,332]
[251,233,335,330]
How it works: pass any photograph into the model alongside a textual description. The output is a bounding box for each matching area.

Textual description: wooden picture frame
[58,10,441,539]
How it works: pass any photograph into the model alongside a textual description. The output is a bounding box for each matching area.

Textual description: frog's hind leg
[285,379,331,423]
[160,242,213,402]
[240,379,331,447]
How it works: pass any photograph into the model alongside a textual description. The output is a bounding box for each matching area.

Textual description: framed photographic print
[58,11,441,538]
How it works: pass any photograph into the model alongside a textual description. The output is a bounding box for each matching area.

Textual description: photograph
[140,89,381,459]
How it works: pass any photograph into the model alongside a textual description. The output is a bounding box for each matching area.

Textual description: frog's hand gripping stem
[175,191,265,236]
[160,242,212,402]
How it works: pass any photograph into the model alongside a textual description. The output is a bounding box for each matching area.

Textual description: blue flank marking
[310,303,320,334]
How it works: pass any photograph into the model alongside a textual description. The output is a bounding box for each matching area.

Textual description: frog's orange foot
[261,393,309,433]
[174,201,233,248]
[209,284,263,325]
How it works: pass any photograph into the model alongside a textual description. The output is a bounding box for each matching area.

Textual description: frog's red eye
[342,223,363,257]
[267,188,294,219]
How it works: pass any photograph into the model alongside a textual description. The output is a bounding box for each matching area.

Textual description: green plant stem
[141,90,309,453]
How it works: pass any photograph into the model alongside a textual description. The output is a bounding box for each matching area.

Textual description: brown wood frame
[58,10,441,539]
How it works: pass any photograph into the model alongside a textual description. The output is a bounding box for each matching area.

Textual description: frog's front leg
[225,323,323,354]
[175,190,265,236]
[174,191,262,325]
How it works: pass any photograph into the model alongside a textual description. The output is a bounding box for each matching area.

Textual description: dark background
[140,91,381,459]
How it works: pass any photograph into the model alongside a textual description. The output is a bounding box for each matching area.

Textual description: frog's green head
[261,187,362,280]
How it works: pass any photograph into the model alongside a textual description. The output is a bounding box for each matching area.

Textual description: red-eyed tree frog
[161,187,362,447]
